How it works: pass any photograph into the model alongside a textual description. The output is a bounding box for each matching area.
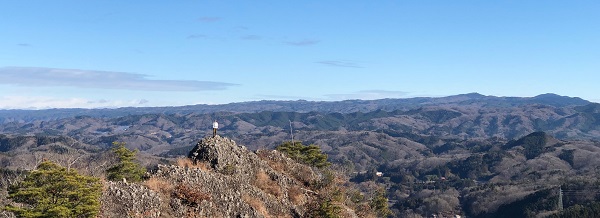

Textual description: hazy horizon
[0,92,594,110]
[2,1,599,109]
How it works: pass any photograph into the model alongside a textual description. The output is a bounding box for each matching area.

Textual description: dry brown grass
[257,150,286,172]
[99,177,109,192]
[242,194,270,218]
[176,158,194,167]
[269,160,286,172]
[255,150,317,187]
[144,177,174,196]
[172,184,211,206]
[176,158,210,171]
[288,186,305,205]
[254,170,282,197]
[292,166,315,185]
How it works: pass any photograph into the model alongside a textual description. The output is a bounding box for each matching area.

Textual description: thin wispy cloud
[255,94,307,100]
[316,60,364,68]
[0,67,238,91]
[86,98,149,106]
[325,90,409,100]
[0,96,151,110]
[17,43,31,47]
[285,39,320,46]
[198,16,221,22]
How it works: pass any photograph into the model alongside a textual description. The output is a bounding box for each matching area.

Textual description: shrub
[316,199,342,218]
[4,161,102,218]
[172,184,210,206]
[256,150,315,186]
[176,158,210,171]
[144,177,174,196]
[288,186,305,205]
[254,170,282,197]
[106,142,145,182]
[370,188,392,217]
[276,141,330,168]
[312,170,336,190]
[176,158,194,168]
[242,194,269,217]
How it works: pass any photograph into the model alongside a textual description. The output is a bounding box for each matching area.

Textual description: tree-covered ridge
[0,95,599,217]
[0,93,591,123]
[504,131,552,159]
[3,101,600,158]
[1,127,599,218]
[550,202,600,218]
[0,134,73,152]
[348,131,600,217]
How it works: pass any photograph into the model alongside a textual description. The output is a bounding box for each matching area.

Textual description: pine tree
[4,161,102,218]
[370,188,392,217]
[276,141,330,168]
[316,199,342,218]
[106,142,145,182]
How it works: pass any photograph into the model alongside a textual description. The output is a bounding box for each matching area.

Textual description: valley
[2,93,600,217]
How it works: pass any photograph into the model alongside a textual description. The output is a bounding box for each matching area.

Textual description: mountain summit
[102,136,371,217]
[528,93,590,107]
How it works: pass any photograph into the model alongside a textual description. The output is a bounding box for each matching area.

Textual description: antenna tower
[558,186,563,211]
[289,120,294,144]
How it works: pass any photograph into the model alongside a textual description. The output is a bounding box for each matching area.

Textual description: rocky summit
[101,136,358,217]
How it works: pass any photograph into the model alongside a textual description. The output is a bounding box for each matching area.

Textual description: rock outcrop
[100,136,353,217]
[187,136,319,185]
[100,136,357,217]
[152,135,318,217]
[100,181,162,218]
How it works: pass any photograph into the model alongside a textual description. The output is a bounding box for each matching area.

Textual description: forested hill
[0,93,591,123]
[2,93,600,217]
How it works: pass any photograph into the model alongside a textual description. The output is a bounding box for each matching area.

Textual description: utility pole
[289,120,294,144]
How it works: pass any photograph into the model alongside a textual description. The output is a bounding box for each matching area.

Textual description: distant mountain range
[2,93,600,217]
[0,93,592,123]
[1,92,598,154]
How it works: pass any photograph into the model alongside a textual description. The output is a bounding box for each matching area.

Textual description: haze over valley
[2,93,600,217]
[2,1,600,217]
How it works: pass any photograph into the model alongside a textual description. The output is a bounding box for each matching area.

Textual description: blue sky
[1,1,599,109]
